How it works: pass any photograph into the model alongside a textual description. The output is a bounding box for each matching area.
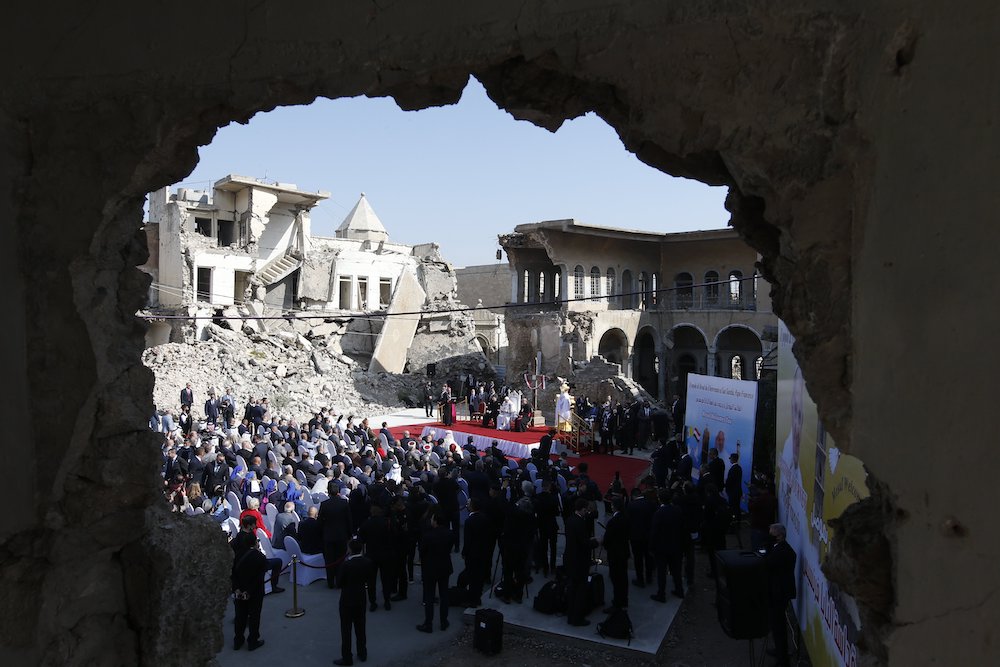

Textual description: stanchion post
[284,555,305,618]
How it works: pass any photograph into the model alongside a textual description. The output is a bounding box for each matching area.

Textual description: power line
[139,274,763,321]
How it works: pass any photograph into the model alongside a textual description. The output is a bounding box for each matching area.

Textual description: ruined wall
[2,2,998,666]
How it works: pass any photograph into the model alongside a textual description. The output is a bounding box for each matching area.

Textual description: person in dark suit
[319,481,353,588]
[649,488,685,602]
[765,523,797,667]
[675,442,693,483]
[204,392,219,426]
[416,509,454,632]
[725,452,744,523]
[564,497,600,626]
[231,516,269,651]
[625,488,655,587]
[701,484,730,579]
[334,539,376,666]
[460,498,496,606]
[434,469,461,552]
[163,448,188,482]
[358,505,396,611]
[296,506,324,554]
[200,451,230,498]
[602,496,631,611]
[180,382,194,408]
[705,447,726,491]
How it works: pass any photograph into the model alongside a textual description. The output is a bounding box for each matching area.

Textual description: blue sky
[183,78,729,267]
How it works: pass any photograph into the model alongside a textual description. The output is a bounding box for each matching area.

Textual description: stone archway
[597,327,628,372]
[715,325,763,380]
[632,326,659,398]
[669,324,709,396]
[7,4,997,667]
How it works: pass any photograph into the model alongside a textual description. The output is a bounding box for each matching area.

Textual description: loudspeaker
[715,549,769,640]
[426,363,436,378]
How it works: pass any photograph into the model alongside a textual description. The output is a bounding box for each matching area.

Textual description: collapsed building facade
[141,175,485,379]
[500,220,777,402]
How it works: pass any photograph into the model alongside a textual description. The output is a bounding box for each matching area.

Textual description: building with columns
[499,219,776,400]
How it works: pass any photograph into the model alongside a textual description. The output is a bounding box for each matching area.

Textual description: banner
[777,320,868,667]
[683,373,757,509]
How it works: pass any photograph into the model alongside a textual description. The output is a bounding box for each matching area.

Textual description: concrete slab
[463,559,682,657]
[216,554,466,667]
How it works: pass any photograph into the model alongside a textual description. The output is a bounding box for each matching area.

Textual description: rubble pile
[143,322,417,420]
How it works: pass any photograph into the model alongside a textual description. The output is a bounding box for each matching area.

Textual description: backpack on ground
[532,579,567,615]
[596,607,634,643]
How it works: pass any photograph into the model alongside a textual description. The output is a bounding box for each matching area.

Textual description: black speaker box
[426,363,437,378]
[715,549,770,640]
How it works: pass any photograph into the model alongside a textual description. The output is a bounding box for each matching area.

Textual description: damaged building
[499,220,777,401]
[141,175,486,382]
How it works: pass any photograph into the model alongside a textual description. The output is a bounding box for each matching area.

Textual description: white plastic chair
[278,480,287,494]
[192,507,205,515]
[556,474,568,494]
[283,536,327,586]
[226,491,242,519]
[378,432,389,450]
[264,503,278,533]
[258,527,290,570]
[295,469,307,485]
[508,459,519,471]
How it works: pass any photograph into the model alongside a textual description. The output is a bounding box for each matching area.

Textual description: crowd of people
[156,379,791,665]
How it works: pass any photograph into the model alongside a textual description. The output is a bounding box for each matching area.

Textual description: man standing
[231,516,268,651]
[335,539,375,666]
[180,382,194,409]
[204,391,219,427]
[460,498,496,607]
[423,382,435,418]
[765,523,797,667]
[649,489,685,602]
[725,452,744,524]
[625,488,655,588]
[358,505,396,611]
[564,498,600,627]
[416,510,454,633]
[319,480,353,588]
[603,497,631,611]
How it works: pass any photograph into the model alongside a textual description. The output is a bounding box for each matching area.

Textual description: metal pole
[284,555,305,618]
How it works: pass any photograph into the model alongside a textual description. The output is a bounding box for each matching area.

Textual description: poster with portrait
[682,373,757,509]
[777,320,868,667]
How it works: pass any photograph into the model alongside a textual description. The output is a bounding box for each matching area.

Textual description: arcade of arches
[3,3,997,666]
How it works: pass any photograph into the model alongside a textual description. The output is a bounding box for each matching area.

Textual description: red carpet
[387,423,649,493]
[391,421,548,445]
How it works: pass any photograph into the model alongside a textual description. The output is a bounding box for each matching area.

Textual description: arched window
[729,270,743,305]
[731,355,743,380]
[651,272,660,308]
[755,355,763,380]
[573,265,585,299]
[638,272,649,309]
[522,269,529,303]
[705,270,720,305]
[553,268,561,300]
[538,270,546,302]
[621,269,634,308]
[674,272,693,308]
[606,267,615,302]
[589,266,601,300]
